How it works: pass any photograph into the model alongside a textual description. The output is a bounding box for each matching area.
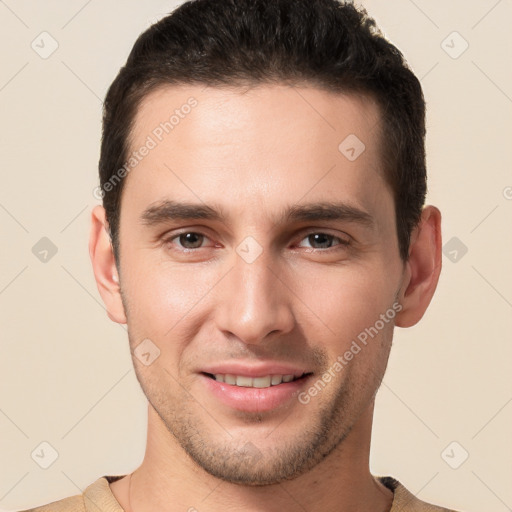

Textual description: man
[21,0,456,510]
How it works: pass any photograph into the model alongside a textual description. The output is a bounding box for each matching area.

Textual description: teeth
[211,373,302,388]
[224,374,237,385]
[236,375,253,387]
[253,376,272,388]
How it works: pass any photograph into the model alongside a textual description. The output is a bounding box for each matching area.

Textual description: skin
[89,83,442,512]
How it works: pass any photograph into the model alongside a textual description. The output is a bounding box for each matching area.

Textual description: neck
[113,402,393,512]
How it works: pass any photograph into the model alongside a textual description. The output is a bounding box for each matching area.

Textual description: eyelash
[162,230,351,252]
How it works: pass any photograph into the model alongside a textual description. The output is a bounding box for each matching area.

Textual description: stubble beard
[133,361,370,486]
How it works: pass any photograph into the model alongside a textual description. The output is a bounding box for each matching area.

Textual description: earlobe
[395,205,442,328]
[89,205,127,324]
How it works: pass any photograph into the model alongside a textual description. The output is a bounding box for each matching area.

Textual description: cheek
[292,262,398,341]
[120,254,220,341]
[121,261,223,382]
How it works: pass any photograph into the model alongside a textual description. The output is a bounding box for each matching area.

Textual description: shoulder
[16,475,124,512]
[378,476,462,512]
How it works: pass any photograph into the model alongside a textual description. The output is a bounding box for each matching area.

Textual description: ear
[395,205,442,328]
[89,205,127,324]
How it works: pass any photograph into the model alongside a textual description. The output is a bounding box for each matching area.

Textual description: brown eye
[175,232,205,249]
[298,233,348,249]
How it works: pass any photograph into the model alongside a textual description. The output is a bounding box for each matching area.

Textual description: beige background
[1,1,511,511]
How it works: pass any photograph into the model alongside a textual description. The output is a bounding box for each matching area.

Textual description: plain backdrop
[1,1,511,511]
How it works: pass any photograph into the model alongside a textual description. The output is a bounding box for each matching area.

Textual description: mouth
[202,372,311,388]
[199,370,314,413]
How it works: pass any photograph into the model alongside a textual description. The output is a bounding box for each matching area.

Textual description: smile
[205,373,307,388]
[200,370,313,412]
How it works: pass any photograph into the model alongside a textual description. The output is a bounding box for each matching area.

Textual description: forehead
[124,83,390,224]
[132,83,382,154]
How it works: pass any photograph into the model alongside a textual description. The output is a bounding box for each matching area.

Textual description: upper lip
[201,362,310,378]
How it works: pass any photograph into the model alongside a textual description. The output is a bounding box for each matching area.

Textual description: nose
[214,250,295,346]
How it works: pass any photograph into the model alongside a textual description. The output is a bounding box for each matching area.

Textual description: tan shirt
[19,475,460,511]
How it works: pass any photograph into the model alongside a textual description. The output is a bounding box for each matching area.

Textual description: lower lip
[201,374,310,413]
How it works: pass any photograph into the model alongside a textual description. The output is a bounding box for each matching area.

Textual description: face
[114,84,406,484]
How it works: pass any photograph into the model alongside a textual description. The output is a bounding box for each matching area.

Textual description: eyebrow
[141,200,224,225]
[140,199,374,228]
[283,202,374,227]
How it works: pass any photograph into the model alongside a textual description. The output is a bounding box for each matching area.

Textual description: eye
[168,232,209,250]
[297,232,349,250]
